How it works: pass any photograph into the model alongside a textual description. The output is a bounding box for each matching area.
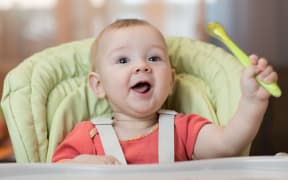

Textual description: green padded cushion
[1,37,243,162]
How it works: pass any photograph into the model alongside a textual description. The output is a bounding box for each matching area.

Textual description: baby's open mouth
[131,82,151,94]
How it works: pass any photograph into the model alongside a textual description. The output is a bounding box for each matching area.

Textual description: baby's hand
[62,154,121,165]
[241,54,278,101]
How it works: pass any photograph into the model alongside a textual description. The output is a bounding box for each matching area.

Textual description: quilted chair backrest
[1,37,244,162]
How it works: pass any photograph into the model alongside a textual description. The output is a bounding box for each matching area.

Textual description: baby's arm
[52,122,121,164]
[59,155,121,164]
[193,55,278,159]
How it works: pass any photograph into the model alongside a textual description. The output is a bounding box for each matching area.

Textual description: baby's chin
[110,100,164,118]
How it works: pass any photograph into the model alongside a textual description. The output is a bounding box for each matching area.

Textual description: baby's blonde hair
[90,19,165,72]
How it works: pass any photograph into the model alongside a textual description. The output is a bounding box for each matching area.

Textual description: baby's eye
[118,57,128,64]
[148,56,161,62]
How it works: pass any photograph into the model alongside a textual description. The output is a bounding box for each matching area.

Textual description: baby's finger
[258,65,273,80]
[262,71,278,84]
[256,57,268,71]
[105,155,121,165]
[249,54,258,65]
[243,65,259,79]
[112,159,121,165]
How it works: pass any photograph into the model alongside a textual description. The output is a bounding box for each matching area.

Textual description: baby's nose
[134,62,152,73]
[135,66,151,73]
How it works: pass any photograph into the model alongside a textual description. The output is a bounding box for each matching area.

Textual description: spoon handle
[207,22,281,97]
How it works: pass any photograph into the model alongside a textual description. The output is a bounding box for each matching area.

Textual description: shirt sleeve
[175,113,211,159]
[51,121,97,162]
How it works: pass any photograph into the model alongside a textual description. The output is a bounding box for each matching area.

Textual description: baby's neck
[112,112,158,129]
[112,112,158,140]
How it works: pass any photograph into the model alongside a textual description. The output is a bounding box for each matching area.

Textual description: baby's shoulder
[175,113,207,121]
[175,113,210,127]
[72,121,95,132]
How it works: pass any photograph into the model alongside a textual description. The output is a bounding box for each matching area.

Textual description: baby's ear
[88,72,106,98]
[170,69,176,95]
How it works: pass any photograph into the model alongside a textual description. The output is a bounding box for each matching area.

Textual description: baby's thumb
[113,159,121,165]
[243,65,258,80]
[107,155,121,165]
[249,54,258,65]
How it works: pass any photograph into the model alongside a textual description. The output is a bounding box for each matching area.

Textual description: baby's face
[94,25,175,118]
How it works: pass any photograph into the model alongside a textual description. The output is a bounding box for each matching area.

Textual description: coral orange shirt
[52,114,210,164]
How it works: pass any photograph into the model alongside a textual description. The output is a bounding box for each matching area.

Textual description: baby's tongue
[132,83,150,93]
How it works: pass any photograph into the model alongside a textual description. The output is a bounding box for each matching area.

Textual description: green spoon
[207,22,281,97]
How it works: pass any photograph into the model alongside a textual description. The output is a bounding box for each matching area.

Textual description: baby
[52,19,278,164]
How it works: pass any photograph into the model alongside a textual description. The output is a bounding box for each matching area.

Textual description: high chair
[0,37,245,163]
[0,108,13,161]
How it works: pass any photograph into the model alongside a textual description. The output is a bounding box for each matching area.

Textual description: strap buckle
[158,109,177,115]
[91,118,113,125]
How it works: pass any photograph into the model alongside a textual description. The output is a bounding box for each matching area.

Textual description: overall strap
[91,109,176,164]
[91,118,127,165]
[158,109,177,163]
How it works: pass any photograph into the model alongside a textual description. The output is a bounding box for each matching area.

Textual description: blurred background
[0,0,287,162]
